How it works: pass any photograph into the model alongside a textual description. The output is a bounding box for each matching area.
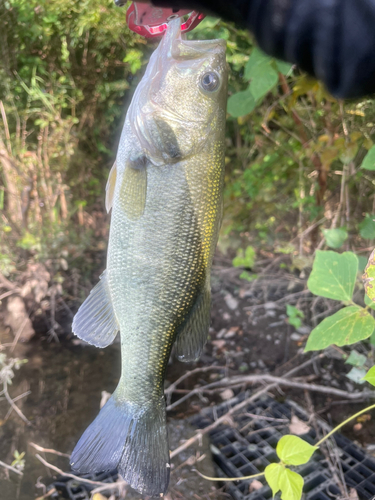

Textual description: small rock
[266,334,272,341]
[296,325,311,335]
[290,333,302,341]
[266,310,276,317]
[222,312,231,321]
[264,302,277,310]
[268,321,284,328]
[224,293,239,311]
[220,389,235,401]
[258,360,266,369]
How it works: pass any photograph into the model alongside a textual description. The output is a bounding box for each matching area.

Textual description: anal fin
[175,282,211,362]
[72,271,119,348]
[119,160,147,220]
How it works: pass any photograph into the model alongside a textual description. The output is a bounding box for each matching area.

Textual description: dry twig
[34,454,128,493]
[0,459,23,476]
[2,381,31,425]
[170,355,324,458]
[30,442,70,458]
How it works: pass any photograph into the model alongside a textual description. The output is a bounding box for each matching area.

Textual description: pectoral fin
[175,283,211,362]
[72,271,119,348]
[105,161,117,213]
[119,161,147,220]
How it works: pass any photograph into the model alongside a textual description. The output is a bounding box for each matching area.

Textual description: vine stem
[195,469,265,482]
[316,402,375,447]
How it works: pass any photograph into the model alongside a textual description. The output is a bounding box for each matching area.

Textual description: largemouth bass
[71,18,227,497]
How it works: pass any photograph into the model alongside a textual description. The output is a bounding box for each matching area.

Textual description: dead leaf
[224,327,239,339]
[357,414,371,423]
[220,389,234,401]
[348,488,359,500]
[289,415,311,435]
[212,340,226,349]
[216,328,227,339]
[92,494,108,500]
[5,296,35,342]
[249,480,263,492]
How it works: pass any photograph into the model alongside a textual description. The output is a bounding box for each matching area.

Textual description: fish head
[129,18,228,164]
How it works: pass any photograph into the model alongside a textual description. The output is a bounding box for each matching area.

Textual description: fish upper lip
[163,18,226,57]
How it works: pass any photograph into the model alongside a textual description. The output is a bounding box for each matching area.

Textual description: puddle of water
[0,337,218,500]
[0,338,121,499]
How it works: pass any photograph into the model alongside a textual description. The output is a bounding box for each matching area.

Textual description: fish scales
[71,18,227,497]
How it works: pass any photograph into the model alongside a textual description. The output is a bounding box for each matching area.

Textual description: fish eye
[200,72,220,92]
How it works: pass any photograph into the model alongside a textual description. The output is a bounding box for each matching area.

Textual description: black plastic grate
[192,394,375,500]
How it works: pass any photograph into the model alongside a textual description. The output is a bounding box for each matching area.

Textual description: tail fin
[70,392,170,497]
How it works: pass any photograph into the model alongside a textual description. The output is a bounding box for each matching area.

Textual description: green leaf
[346,366,367,384]
[361,145,375,170]
[307,250,358,302]
[279,469,304,500]
[244,48,272,80]
[244,48,279,101]
[276,435,317,466]
[265,463,284,497]
[345,350,367,367]
[359,215,375,240]
[249,64,279,101]
[286,305,304,319]
[227,90,257,118]
[363,249,375,302]
[239,271,258,281]
[363,366,375,386]
[305,306,375,351]
[322,228,348,249]
[365,293,375,310]
[233,246,256,268]
[275,59,293,75]
[358,256,369,273]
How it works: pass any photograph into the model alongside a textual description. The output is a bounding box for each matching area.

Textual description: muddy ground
[0,255,374,499]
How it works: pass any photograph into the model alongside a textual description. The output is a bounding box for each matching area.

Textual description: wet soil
[1,262,375,499]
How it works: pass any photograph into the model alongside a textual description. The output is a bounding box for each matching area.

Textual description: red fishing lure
[126,2,205,37]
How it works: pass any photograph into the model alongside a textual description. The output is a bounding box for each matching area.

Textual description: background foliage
[1,1,375,299]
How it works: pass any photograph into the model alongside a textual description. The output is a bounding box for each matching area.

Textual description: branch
[3,382,31,426]
[34,454,127,490]
[170,354,324,458]
[29,442,70,458]
[0,459,23,476]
